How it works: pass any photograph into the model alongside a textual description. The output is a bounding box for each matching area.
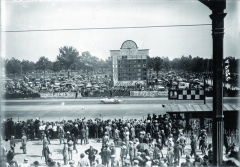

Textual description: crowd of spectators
[3,69,239,99]
[1,113,239,167]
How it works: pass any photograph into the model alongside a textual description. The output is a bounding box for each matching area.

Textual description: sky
[1,0,240,63]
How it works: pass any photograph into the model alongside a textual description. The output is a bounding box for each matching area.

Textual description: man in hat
[207,144,213,164]
[180,155,193,167]
[67,139,73,160]
[111,154,120,167]
[133,160,140,167]
[20,158,30,167]
[193,155,203,167]
[100,145,111,167]
[198,129,207,155]
[71,134,78,153]
[10,136,16,153]
[123,128,130,147]
[102,132,109,147]
[48,161,57,167]
[78,153,90,167]
[110,143,116,165]
[58,125,65,145]
[173,140,182,166]
[177,133,186,155]
[166,147,174,166]
[33,161,40,167]
[128,141,135,165]
[113,127,120,146]
[122,159,131,167]
[120,142,128,165]
[202,155,211,167]
[85,146,98,167]
[21,132,27,154]
[62,141,68,165]
[6,146,14,163]
[80,126,87,145]
[42,141,51,165]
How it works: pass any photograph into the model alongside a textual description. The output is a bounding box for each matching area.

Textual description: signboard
[40,92,75,98]
[130,91,168,97]
[114,81,146,87]
[168,89,205,100]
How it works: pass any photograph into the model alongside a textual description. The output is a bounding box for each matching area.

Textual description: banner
[40,92,75,98]
[115,81,146,87]
[130,91,168,97]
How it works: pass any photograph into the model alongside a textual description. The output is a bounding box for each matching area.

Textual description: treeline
[3,46,239,78]
[4,46,112,76]
[148,55,239,76]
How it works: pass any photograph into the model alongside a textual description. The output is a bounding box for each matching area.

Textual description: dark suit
[101,148,111,167]
[190,138,197,158]
[174,144,182,165]
[81,128,87,144]
[85,148,98,167]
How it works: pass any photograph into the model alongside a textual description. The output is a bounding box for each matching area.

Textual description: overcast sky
[1,0,239,62]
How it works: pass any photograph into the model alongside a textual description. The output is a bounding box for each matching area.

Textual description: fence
[4,93,40,99]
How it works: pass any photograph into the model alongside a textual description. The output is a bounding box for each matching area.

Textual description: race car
[99,98,122,104]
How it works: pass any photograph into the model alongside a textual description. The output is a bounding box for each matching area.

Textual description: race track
[1,97,238,122]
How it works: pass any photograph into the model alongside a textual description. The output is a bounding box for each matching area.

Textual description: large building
[110,40,149,86]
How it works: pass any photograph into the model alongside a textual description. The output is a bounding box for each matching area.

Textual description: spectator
[6,147,14,163]
[19,158,30,167]
[33,161,40,167]
[180,155,193,167]
[72,134,78,153]
[42,141,51,165]
[177,133,186,155]
[77,153,90,167]
[80,126,87,145]
[160,158,168,167]
[85,146,98,167]
[190,134,197,158]
[67,140,73,160]
[166,147,174,166]
[21,132,27,154]
[58,125,64,145]
[120,142,128,165]
[202,155,211,167]
[110,143,116,165]
[102,132,109,147]
[193,155,203,167]
[174,140,182,166]
[62,141,68,165]
[9,136,16,154]
[110,154,120,167]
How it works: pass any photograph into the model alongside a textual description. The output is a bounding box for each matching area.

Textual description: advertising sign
[130,91,168,97]
[40,92,75,98]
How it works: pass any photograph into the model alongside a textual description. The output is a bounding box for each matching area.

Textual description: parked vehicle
[178,82,190,89]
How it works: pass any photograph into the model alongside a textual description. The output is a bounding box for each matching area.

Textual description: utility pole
[199,0,226,166]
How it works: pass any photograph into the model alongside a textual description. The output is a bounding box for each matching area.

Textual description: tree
[21,60,35,74]
[52,61,62,75]
[35,56,52,72]
[57,46,80,71]
[5,58,22,75]
[162,56,170,70]
[152,57,163,78]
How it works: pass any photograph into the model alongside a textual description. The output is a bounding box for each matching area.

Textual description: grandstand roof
[164,103,240,113]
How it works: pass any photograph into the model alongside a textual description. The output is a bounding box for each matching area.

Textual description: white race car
[99,98,122,104]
